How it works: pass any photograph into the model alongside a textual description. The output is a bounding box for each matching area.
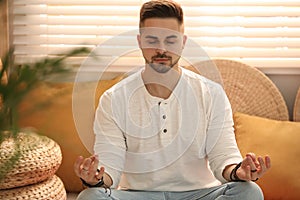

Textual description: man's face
[138,18,186,73]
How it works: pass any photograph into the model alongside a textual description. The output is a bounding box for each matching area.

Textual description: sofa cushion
[233,112,300,200]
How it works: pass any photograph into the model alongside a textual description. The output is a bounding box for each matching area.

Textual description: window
[11,0,300,76]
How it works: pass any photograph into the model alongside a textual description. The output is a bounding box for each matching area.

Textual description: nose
[155,42,167,54]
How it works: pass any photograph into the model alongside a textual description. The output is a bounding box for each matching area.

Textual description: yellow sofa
[18,59,300,200]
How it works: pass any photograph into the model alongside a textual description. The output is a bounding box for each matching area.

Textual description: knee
[238,182,264,200]
[76,188,109,200]
[76,188,98,200]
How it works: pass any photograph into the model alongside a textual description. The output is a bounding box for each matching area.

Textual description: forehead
[142,18,181,31]
[140,27,182,40]
[140,18,183,39]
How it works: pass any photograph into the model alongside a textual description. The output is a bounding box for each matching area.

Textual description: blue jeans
[76,182,263,200]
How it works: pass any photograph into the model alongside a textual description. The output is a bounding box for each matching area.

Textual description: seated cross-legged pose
[74,1,271,199]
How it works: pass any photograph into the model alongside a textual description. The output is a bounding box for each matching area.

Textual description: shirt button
[162,115,166,119]
[163,129,167,133]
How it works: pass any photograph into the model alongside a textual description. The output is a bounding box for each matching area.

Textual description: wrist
[230,162,245,182]
[80,176,104,188]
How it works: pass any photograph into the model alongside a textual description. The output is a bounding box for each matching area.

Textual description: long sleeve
[205,84,243,183]
[93,90,127,188]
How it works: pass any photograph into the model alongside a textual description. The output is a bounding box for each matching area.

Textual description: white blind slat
[14,26,300,38]
[13,36,138,46]
[14,15,300,28]
[13,0,143,6]
[14,5,300,17]
[13,36,300,48]
[183,6,300,17]
[14,45,300,58]
[13,26,137,35]
[185,17,300,28]
[11,0,300,73]
[14,16,139,26]
[186,27,300,38]
[13,0,300,6]
[14,55,300,69]
[14,5,140,16]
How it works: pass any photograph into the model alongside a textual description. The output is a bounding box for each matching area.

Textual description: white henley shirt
[94,67,242,191]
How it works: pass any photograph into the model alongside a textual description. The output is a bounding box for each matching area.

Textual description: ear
[137,34,142,49]
[182,35,187,49]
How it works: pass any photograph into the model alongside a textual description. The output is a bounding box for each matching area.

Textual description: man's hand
[74,155,105,185]
[236,153,271,181]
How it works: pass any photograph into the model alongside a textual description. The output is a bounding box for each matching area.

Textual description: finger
[89,155,97,164]
[89,155,101,181]
[95,166,105,181]
[88,155,98,170]
[244,165,252,180]
[246,152,256,161]
[265,156,271,169]
[240,157,254,175]
[246,153,260,167]
[257,156,267,175]
[74,156,84,177]
[80,167,90,178]
[82,157,93,171]
[84,156,102,182]
[240,156,250,168]
[246,155,257,172]
[91,156,99,172]
[81,157,96,180]
[238,160,252,181]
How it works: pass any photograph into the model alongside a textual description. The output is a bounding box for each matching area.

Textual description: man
[74,1,271,199]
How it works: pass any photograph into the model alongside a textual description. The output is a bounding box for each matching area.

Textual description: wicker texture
[294,87,300,121]
[0,132,62,189]
[190,59,289,121]
[0,175,66,200]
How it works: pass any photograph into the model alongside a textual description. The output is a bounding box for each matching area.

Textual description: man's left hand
[236,153,271,181]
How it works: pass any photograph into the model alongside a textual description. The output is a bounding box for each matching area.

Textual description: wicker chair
[294,87,300,121]
[187,59,289,121]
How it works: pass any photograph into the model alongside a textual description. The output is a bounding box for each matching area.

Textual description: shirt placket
[158,100,172,146]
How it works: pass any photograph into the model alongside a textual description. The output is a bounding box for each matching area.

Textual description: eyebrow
[166,35,178,39]
[144,35,178,40]
[145,35,158,40]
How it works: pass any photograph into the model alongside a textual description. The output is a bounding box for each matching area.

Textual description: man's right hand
[74,155,105,185]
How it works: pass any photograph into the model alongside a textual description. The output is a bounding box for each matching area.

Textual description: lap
[76,182,263,200]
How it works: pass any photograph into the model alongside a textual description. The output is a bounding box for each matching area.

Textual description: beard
[146,52,180,74]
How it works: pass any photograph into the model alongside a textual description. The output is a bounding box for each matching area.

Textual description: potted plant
[0,47,89,195]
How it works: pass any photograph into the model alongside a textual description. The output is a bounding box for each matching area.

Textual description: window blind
[12,0,300,76]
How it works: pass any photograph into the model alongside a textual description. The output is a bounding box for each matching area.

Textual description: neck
[142,65,181,99]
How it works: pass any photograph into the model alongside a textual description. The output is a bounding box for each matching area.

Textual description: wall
[0,0,8,59]
[267,74,300,121]
[0,0,299,121]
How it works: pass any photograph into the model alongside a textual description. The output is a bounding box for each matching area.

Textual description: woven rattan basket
[187,59,289,121]
[294,87,300,121]
[0,132,62,189]
[0,175,66,200]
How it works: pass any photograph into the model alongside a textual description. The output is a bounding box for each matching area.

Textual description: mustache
[151,52,172,60]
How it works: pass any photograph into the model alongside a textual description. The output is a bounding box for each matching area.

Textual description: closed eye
[147,40,159,44]
[165,40,175,44]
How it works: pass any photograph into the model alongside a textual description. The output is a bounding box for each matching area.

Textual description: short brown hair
[139,0,183,28]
